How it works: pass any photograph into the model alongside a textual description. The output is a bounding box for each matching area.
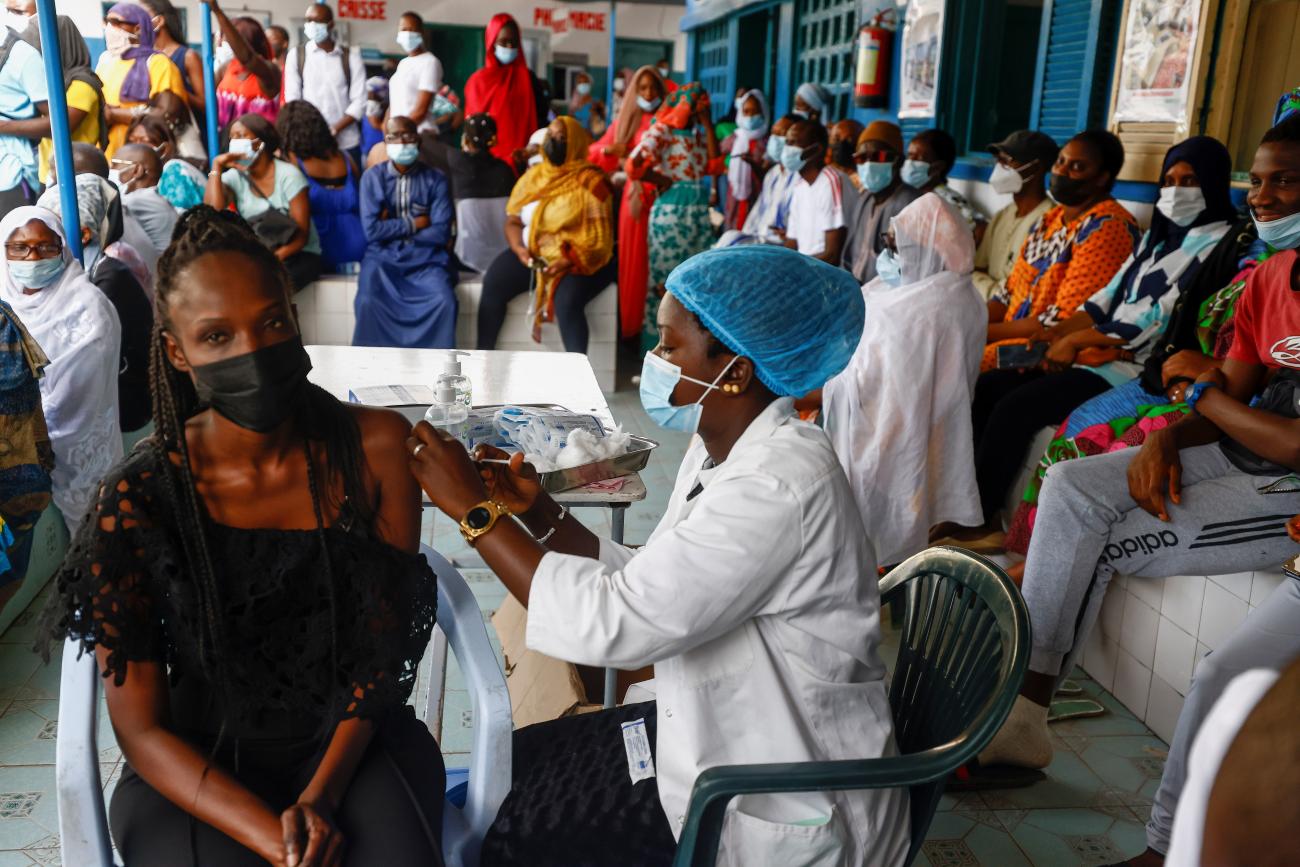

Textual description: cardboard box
[492,595,603,727]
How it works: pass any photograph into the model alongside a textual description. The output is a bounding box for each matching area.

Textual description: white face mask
[103,22,135,57]
[989,162,1029,195]
[214,40,235,67]
[395,30,422,53]
[1156,186,1206,228]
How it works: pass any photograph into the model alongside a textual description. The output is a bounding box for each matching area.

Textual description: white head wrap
[0,206,123,531]
[727,89,770,203]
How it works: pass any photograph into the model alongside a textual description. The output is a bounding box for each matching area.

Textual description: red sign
[339,0,386,20]
[533,7,606,33]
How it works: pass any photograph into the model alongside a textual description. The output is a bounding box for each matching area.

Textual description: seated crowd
[0,1,1295,863]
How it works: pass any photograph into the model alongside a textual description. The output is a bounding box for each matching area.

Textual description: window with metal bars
[793,0,856,121]
[692,20,731,118]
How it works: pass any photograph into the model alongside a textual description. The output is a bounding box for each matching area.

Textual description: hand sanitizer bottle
[437,350,472,409]
[424,383,469,438]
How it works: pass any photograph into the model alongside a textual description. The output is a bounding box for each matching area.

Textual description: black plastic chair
[671,546,1030,867]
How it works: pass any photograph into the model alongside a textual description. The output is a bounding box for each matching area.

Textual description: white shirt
[527,399,909,867]
[388,51,442,135]
[786,167,845,257]
[284,41,366,150]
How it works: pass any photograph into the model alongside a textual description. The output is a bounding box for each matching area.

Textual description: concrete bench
[1004,427,1287,744]
[296,273,618,392]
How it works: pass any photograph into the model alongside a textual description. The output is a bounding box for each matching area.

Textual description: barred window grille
[794,0,857,120]
[693,20,731,117]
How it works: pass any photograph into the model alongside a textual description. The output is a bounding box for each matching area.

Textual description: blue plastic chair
[671,546,1030,867]
[55,544,512,867]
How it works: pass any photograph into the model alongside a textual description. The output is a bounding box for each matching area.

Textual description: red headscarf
[464,13,539,163]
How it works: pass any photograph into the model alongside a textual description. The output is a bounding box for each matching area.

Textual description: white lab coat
[824,193,986,565]
[528,398,909,866]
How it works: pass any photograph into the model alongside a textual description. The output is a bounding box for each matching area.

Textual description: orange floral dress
[984,199,1140,370]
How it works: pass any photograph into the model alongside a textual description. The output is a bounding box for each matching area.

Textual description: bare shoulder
[348,404,415,452]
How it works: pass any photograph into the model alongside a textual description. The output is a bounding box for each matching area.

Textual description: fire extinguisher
[855,9,897,109]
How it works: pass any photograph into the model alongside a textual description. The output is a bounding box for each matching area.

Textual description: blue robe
[354,161,457,348]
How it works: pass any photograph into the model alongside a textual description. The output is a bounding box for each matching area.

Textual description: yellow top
[38,80,102,184]
[96,53,185,157]
[506,116,613,276]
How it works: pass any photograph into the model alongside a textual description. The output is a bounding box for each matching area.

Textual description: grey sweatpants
[1145,576,1300,853]
[1020,443,1300,853]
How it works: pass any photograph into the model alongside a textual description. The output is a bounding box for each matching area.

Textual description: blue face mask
[900,159,932,189]
[494,45,519,65]
[779,142,807,173]
[765,136,784,164]
[9,256,66,289]
[387,142,420,165]
[1253,210,1300,250]
[858,161,894,194]
[874,248,904,285]
[636,95,661,113]
[737,114,764,132]
[304,21,330,44]
[576,82,592,96]
[639,351,738,433]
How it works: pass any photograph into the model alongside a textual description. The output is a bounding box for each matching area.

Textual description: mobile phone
[996,342,1049,370]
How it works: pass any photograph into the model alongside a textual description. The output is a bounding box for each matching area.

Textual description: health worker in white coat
[406,245,910,866]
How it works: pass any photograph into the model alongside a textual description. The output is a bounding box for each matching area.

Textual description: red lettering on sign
[340,0,386,20]
[533,6,605,33]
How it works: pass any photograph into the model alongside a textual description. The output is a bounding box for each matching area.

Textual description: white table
[307,345,641,707]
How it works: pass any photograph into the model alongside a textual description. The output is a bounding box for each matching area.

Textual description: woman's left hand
[280,800,344,867]
[407,422,489,518]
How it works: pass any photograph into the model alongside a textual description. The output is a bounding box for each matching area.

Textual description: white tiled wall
[295,274,619,391]
[1007,427,1291,745]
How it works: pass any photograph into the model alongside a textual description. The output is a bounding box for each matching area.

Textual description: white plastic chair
[55,543,513,867]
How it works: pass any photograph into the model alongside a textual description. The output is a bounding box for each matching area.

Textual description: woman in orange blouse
[984,131,1140,371]
[936,130,1140,551]
[625,82,722,349]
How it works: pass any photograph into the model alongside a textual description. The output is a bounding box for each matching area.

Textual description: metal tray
[393,403,658,493]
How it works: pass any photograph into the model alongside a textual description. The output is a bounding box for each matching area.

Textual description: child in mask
[720,89,770,231]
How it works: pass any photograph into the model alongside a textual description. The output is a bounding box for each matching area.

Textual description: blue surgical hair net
[665,246,865,397]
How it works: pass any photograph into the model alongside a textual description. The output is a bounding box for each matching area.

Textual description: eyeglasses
[5,242,63,258]
[384,134,419,144]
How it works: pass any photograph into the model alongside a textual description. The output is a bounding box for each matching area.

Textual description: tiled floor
[0,387,1167,865]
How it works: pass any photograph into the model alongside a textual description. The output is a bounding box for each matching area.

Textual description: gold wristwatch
[459,500,513,546]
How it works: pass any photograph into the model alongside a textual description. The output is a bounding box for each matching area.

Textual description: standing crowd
[0,1,1292,863]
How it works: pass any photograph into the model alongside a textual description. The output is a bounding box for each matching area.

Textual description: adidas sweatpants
[1020,442,1299,680]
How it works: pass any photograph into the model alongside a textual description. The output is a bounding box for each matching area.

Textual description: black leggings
[285,251,324,292]
[476,250,615,354]
[110,707,446,866]
[972,367,1112,520]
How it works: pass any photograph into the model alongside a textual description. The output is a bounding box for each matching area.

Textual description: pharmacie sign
[533,6,608,33]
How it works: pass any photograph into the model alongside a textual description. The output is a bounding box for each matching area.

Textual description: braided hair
[277,100,342,162]
[148,205,375,736]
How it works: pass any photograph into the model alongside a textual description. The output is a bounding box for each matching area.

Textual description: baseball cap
[988,130,1059,167]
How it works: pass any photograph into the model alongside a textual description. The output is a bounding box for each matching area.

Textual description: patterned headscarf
[107,3,160,104]
[654,81,704,135]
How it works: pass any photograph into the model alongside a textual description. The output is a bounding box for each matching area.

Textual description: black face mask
[829,139,854,169]
[543,135,566,166]
[1049,172,1092,206]
[190,337,313,433]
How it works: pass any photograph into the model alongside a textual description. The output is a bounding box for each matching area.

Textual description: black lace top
[38,446,437,733]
